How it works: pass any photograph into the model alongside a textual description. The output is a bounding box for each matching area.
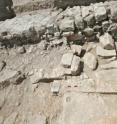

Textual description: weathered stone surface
[83,52,97,70]
[71,55,81,76]
[4,112,18,124]
[95,69,117,92]
[84,14,95,26]
[61,53,74,68]
[61,91,117,124]
[51,80,61,94]
[101,60,117,70]
[17,46,26,54]
[102,21,110,32]
[81,6,95,26]
[94,4,107,22]
[59,17,75,32]
[71,45,82,56]
[75,16,84,30]
[110,4,117,21]
[27,113,47,124]
[81,6,94,18]
[83,28,94,37]
[63,6,81,17]
[51,66,71,78]
[0,69,25,88]
[96,45,116,58]
[0,116,4,124]
[95,113,117,124]
[0,9,59,47]
[108,23,117,37]
[99,33,114,50]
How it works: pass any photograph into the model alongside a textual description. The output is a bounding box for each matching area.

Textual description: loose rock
[17,46,26,54]
[71,45,82,56]
[61,52,74,68]
[83,28,94,37]
[99,33,114,50]
[75,16,84,30]
[83,52,98,70]
[51,80,61,95]
[96,45,116,58]
[59,17,75,32]
[0,69,25,88]
[110,4,117,21]
[94,4,107,22]
[71,55,81,76]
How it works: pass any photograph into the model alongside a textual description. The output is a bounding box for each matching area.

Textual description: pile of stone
[0,1,117,49]
[55,1,117,43]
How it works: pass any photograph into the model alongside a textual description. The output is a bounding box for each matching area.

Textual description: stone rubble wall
[0,1,117,48]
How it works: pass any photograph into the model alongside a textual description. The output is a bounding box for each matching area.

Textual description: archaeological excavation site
[1,0,117,124]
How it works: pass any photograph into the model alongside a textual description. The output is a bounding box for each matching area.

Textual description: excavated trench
[0,0,117,124]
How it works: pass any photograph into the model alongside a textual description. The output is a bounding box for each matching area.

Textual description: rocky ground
[0,1,117,124]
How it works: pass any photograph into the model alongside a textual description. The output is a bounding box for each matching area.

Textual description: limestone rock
[63,6,81,17]
[61,52,74,68]
[75,16,84,30]
[83,52,98,70]
[83,28,94,37]
[71,55,81,76]
[84,14,95,26]
[0,116,4,124]
[4,112,18,124]
[94,4,107,22]
[51,66,71,78]
[96,45,116,58]
[30,69,48,83]
[99,33,114,50]
[95,69,117,93]
[81,6,94,18]
[102,21,110,32]
[51,80,61,94]
[27,113,47,124]
[110,4,117,21]
[61,92,117,124]
[17,46,26,54]
[59,17,75,32]
[71,45,82,56]
[30,68,65,84]
[108,23,117,37]
[101,60,117,70]
[0,69,25,88]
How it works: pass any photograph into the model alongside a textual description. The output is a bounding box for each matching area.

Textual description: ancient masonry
[0,0,117,124]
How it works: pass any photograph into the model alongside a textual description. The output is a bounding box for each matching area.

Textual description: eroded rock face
[0,0,15,21]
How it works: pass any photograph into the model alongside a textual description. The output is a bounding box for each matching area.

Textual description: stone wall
[54,0,106,8]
